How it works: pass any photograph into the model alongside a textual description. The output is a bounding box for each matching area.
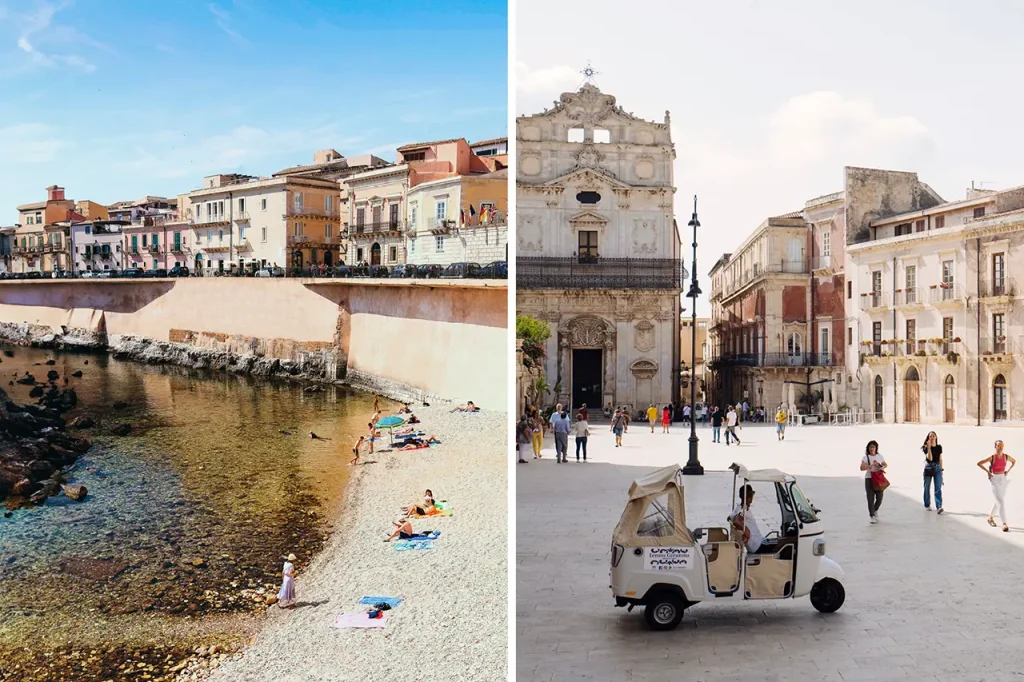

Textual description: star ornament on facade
[580,62,600,84]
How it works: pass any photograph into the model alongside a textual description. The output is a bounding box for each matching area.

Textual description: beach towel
[394,539,434,551]
[332,612,390,629]
[359,596,403,608]
[400,443,431,451]
[408,505,452,517]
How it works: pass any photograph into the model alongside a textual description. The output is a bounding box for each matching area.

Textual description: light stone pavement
[517,420,1024,682]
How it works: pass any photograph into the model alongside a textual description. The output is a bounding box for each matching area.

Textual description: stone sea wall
[0,279,508,410]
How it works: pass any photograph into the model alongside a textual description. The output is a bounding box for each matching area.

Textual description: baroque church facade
[516,84,683,416]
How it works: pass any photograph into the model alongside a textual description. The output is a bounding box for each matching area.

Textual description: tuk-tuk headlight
[813,539,826,556]
[611,543,624,567]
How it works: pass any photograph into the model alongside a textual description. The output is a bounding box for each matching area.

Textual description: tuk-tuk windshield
[788,483,819,524]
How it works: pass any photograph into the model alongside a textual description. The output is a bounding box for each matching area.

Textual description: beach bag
[871,470,890,492]
[924,462,936,478]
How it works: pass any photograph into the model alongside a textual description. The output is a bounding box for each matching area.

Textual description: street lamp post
[683,196,704,475]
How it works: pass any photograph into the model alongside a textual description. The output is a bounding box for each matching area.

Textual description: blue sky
[0,0,508,223]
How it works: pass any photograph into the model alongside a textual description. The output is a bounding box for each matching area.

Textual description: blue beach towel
[360,596,404,608]
[394,539,434,551]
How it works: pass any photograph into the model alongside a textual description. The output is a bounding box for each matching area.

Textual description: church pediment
[543,167,630,190]
[568,210,607,227]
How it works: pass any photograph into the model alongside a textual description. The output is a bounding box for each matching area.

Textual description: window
[943,317,954,345]
[239,226,244,241]
[371,205,381,226]
[325,196,334,214]
[592,127,610,143]
[906,319,916,355]
[410,202,418,229]
[294,193,303,211]
[576,191,601,204]
[131,235,138,252]
[410,239,416,253]
[403,151,426,161]
[356,208,365,227]
[85,245,92,257]
[34,212,41,222]
[85,225,91,235]
[294,222,302,236]
[787,332,802,357]
[993,313,1006,352]
[26,216,33,225]
[914,219,924,232]
[821,228,830,257]
[435,200,447,222]
[325,224,333,238]
[578,230,598,261]
[895,223,911,236]
[994,374,1008,421]
[389,204,399,227]
[941,260,954,299]
[435,235,445,252]
[174,233,181,250]
[974,207,986,219]
[218,201,224,216]
[238,198,245,213]
[218,229,224,243]
[993,252,1006,294]
[389,246,398,261]
[872,321,882,355]
[847,281,852,299]
[820,326,830,357]
[934,215,945,229]
[261,198,267,211]
[636,493,674,537]
[261,227,267,242]
[567,126,584,143]
[142,234,148,247]
[848,326,853,347]
[905,265,917,303]
[207,231,212,244]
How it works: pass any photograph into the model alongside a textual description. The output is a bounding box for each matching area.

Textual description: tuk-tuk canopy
[626,464,684,501]
[730,463,791,484]
[615,464,695,547]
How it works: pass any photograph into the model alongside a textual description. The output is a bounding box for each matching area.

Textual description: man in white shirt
[725,406,742,445]
[729,485,764,553]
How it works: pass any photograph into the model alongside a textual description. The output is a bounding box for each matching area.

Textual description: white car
[610,463,845,630]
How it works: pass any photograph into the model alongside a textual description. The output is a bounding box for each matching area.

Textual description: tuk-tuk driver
[729,484,765,553]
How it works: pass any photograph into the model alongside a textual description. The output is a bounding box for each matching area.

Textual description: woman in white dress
[277,553,297,608]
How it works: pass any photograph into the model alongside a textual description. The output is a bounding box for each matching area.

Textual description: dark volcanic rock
[16,374,35,385]
[113,423,132,436]
[112,401,128,410]
[68,416,95,429]
[44,359,56,366]
[71,370,83,378]
[28,385,44,398]
[46,370,59,381]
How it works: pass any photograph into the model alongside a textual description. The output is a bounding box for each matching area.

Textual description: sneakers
[518,459,528,464]
[937,508,944,515]
[925,506,932,511]
[870,516,878,524]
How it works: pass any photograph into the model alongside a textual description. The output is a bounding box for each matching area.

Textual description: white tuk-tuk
[610,463,845,630]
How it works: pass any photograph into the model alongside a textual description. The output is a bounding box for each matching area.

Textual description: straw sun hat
[287,553,297,562]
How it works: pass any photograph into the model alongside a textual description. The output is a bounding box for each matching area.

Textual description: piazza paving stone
[517,421,1024,681]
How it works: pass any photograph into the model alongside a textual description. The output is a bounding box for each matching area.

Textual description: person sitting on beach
[397,404,412,414]
[403,489,435,516]
[408,414,420,424]
[349,435,366,466]
[451,401,479,413]
[398,435,440,449]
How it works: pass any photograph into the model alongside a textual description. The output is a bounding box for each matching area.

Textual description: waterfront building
[121,214,192,272]
[0,227,14,273]
[849,182,1024,424]
[516,84,683,415]
[12,186,85,273]
[71,221,126,274]
[75,200,109,221]
[186,173,340,274]
[107,196,176,224]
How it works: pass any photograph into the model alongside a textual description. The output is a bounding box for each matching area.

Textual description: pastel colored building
[122,215,192,271]
[71,221,126,274]
[12,186,85,273]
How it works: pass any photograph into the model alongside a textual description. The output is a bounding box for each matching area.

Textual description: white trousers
[990,473,1009,525]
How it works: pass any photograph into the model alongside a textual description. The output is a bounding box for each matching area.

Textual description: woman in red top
[978,440,1016,532]
[661,405,671,433]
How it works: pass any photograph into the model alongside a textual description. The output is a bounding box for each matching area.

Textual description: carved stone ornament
[564,84,616,127]
[632,219,658,255]
[630,359,658,379]
[567,316,611,348]
[634,319,655,352]
[574,143,604,170]
[613,188,631,209]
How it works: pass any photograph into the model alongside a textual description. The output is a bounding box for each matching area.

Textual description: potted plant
[953,336,962,343]
[915,350,927,357]
[930,284,938,289]
[940,282,950,289]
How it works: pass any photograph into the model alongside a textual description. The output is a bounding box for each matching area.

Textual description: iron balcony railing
[710,352,836,368]
[812,255,832,270]
[928,283,963,303]
[517,256,684,290]
[284,206,341,219]
[861,290,890,309]
[722,259,809,296]
[980,278,1016,298]
[352,220,406,236]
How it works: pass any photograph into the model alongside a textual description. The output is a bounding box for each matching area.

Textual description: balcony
[464,210,507,227]
[234,211,250,222]
[812,255,832,271]
[518,256,684,290]
[980,278,1016,302]
[860,290,890,311]
[722,259,809,297]
[895,288,924,307]
[171,243,187,253]
[352,220,407,237]
[193,215,231,227]
[981,337,1017,367]
[287,234,343,247]
[284,206,341,220]
[928,284,963,307]
[711,352,836,368]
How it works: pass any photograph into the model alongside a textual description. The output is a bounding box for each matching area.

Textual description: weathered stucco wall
[0,279,507,410]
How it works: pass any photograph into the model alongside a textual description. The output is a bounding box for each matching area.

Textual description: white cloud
[209,3,248,44]
[515,62,580,113]
[11,0,102,73]
[0,123,68,163]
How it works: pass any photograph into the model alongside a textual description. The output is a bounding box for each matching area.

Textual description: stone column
[603,337,616,414]
[788,382,797,418]
[558,334,571,407]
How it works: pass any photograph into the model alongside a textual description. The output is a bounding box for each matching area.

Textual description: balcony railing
[517,256,684,290]
[722,259,809,296]
[812,255,832,270]
[193,215,231,226]
[711,352,836,368]
[928,284,963,304]
[234,211,250,222]
[463,210,507,227]
[284,206,341,219]
[352,220,406,236]
[861,290,890,310]
[895,288,923,306]
[980,279,1016,299]
[981,337,1015,355]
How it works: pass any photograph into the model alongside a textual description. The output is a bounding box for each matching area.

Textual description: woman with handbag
[860,440,888,524]
[978,440,1015,532]
[922,431,944,513]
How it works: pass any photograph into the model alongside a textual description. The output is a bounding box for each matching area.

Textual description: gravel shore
[202,405,508,682]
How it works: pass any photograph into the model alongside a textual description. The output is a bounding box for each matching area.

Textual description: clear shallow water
[0,346,380,677]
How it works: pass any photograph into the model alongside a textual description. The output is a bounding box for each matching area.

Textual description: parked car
[12,273,27,280]
[330,264,352,278]
[169,265,190,277]
[369,265,390,277]
[255,266,286,278]
[122,268,145,279]
[390,263,417,278]
[151,268,168,278]
[415,264,445,279]
[480,260,507,279]
[441,262,482,279]
[25,271,43,279]
[97,270,114,279]
[80,271,97,279]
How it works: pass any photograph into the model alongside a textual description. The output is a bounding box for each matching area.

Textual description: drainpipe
[977,237,981,426]
[228,191,234,274]
[893,256,898,423]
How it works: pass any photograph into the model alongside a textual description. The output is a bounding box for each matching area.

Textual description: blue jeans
[712,426,721,442]
[924,466,943,508]
[575,436,588,460]
[725,426,740,444]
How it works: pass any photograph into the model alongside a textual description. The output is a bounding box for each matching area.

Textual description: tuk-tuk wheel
[643,592,686,631]
[810,578,845,613]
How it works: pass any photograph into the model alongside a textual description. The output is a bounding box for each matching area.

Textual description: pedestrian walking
[725,405,742,445]
[551,408,571,463]
[661,405,671,434]
[517,415,532,464]
[611,407,627,447]
[775,405,787,441]
[574,411,590,461]
[861,440,888,524]
[529,409,544,459]
[349,435,366,466]
[647,404,659,433]
[277,553,297,608]
[578,402,589,422]
[710,406,723,443]
[742,400,750,422]
[979,440,1015,532]
[922,431,944,513]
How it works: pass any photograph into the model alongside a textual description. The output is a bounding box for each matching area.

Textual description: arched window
[905,366,920,381]
[787,332,802,356]
[994,374,1008,421]
[873,374,884,419]
[567,126,584,143]
[944,374,955,423]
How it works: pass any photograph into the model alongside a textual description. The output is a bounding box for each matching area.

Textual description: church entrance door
[571,349,602,415]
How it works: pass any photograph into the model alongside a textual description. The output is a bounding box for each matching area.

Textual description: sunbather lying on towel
[402,489,435,516]
[384,517,434,542]
[397,435,441,449]
[450,401,479,413]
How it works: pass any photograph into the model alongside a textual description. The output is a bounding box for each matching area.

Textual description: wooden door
[904,381,920,423]
[944,377,955,423]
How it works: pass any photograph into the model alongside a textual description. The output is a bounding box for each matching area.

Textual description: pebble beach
[200,405,509,682]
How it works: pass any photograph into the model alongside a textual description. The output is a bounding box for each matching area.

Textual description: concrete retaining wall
[0,279,508,410]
